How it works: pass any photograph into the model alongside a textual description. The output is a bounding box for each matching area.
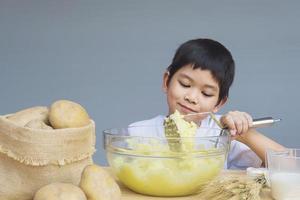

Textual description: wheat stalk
[197,175,265,200]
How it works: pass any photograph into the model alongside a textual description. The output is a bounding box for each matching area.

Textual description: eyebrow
[178,74,218,92]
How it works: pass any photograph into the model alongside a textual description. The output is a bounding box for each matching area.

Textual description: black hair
[167,38,235,105]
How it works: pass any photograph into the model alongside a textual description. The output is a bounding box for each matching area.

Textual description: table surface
[116,170,273,200]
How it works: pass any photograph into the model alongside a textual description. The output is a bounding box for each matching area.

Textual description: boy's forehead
[178,66,216,79]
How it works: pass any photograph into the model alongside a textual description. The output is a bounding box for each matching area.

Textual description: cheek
[166,90,177,108]
[165,85,182,111]
[197,96,219,110]
[167,84,182,102]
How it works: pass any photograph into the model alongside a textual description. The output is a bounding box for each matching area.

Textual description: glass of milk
[266,148,300,200]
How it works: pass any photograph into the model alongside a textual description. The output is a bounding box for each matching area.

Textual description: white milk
[271,172,300,200]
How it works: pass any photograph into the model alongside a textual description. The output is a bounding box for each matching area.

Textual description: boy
[131,38,284,169]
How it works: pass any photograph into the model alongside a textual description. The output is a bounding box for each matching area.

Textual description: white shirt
[129,115,262,169]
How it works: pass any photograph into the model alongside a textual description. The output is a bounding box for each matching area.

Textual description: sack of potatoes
[0,100,120,200]
[5,99,91,130]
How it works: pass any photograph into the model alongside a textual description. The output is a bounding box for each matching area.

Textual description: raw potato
[33,182,87,200]
[80,165,121,200]
[49,100,90,129]
[7,106,49,126]
[25,119,53,130]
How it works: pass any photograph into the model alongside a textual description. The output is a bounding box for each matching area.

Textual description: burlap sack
[0,115,96,200]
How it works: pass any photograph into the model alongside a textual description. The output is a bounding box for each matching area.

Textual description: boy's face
[163,64,226,122]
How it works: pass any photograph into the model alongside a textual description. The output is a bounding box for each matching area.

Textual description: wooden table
[117,170,274,200]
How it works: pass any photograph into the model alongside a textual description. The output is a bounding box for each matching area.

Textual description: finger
[240,114,249,134]
[234,117,244,135]
[239,112,252,134]
[221,115,236,135]
[228,111,243,134]
[230,129,237,136]
[244,112,253,128]
[231,111,249,134]
[230,134,238,141]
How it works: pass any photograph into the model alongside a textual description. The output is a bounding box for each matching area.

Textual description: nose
[184,91,198,105]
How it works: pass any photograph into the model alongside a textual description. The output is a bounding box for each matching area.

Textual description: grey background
[1,0,299,165]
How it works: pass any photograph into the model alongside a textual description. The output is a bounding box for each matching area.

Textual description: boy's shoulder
[129,115,165,127]
[128,115,166,137]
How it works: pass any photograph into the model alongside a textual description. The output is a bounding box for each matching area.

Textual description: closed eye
[179,81,190,88]
[202,92,214,97]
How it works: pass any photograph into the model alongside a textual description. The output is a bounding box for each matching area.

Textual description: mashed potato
[108,110,225,196]
[109,143,224,196]
[164,110,198,152]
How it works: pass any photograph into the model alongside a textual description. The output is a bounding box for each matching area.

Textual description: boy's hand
[220,111,253,137]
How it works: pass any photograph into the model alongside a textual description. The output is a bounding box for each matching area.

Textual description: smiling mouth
[178,103,197,113]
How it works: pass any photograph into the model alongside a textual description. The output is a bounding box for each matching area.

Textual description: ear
[212,97,227,113]
[162,71,169,93]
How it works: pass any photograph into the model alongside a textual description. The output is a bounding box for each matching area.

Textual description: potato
[7,106,49,127]
[33,182,87,200]
[80,165,121,200]
[49,100,90,129]
[25,119,53,130]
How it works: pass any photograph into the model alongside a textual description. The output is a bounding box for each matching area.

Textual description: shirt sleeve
[227,140,262,170]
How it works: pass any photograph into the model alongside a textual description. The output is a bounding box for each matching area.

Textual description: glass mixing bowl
[103,126,230,197]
